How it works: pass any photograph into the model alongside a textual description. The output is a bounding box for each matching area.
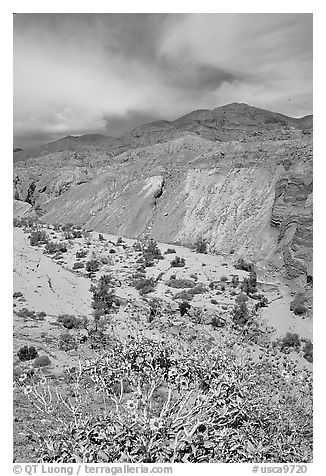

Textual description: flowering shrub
[18,336,312,463]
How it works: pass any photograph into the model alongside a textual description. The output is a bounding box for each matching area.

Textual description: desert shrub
[220,284,225,292]
[144,255,155,267]
[17,345,38,361]
[64,229,82,239]
[30,230,48,246]
[231,275,239,288]
[132,272,146,280]
[293,304,307,315]
[290,295,307,315]
[173,291,194,301]
[279,333,301,352]
[133,277,156,296]
[211,315,225,328]
[209,281,219,290]
[85,259,101,273]
[164,248,176,254]
[16,308,37,319]
[306,275,313,285]
[14,216,39,228]
[254,295,268,310]
[303,340,313,363]
[58,314,84,330]
[235,258,254,272]
[73,262,84,270]
[72,229,82,238]
[33,355,51,368]
[90,275,119,321]
[142,239,163,266]
[133,241,143,252]
[232,301,250,326]
[195,236,208,254]
[191,284,208,295]
[13,291,23,298]
[166,278,195,289]
[37,311,47,319]
[155,272,165,282]
[99,255,111,265]
[249,270,257,287]
[235,293,248,304]
[220,275,228,282]
[59,332,79,352]
[170,256,185,267]
[44,241,67,254]
[76,249,87,258]
[61,223,74,232]
[99,234,105,242]
[241,276,256,295]
[26,336,312,463]
[211,299,218,305]
[179,300,191,316]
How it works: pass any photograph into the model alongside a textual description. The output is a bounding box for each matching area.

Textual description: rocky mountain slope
[13,103,313,283]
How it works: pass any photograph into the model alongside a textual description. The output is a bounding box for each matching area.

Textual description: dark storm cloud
[14,13,312,148]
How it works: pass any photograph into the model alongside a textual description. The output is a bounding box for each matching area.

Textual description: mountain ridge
[13,102,313,163]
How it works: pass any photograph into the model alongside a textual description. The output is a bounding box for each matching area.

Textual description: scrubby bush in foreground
[58,332,79,352]
[232,301,250,326]
[14,216,39,228]
[85,259,101,273]
[235,258,254,273]
[17,345,38,361]
[133,277,156,296]
[30,229,48,246]
[166,278,195,289]
[179,300,191,316]
[164,248,176,254]
[90,275,120,320]
[194,236,208,254]
[302,339,313,363]
[170,256,186,267]
[279,332,301,352]
[23,336,312,463]
[44,241,67,254]
[57,314,85,330]
[73,262,84,270]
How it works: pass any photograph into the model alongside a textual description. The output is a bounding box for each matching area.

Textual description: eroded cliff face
[31,134,312,281]
[271,175,313,280]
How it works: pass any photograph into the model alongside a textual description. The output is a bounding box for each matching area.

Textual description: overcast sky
[13,13,312,148]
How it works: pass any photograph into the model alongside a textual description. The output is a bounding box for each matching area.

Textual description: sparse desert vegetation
[13,99,313,463]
